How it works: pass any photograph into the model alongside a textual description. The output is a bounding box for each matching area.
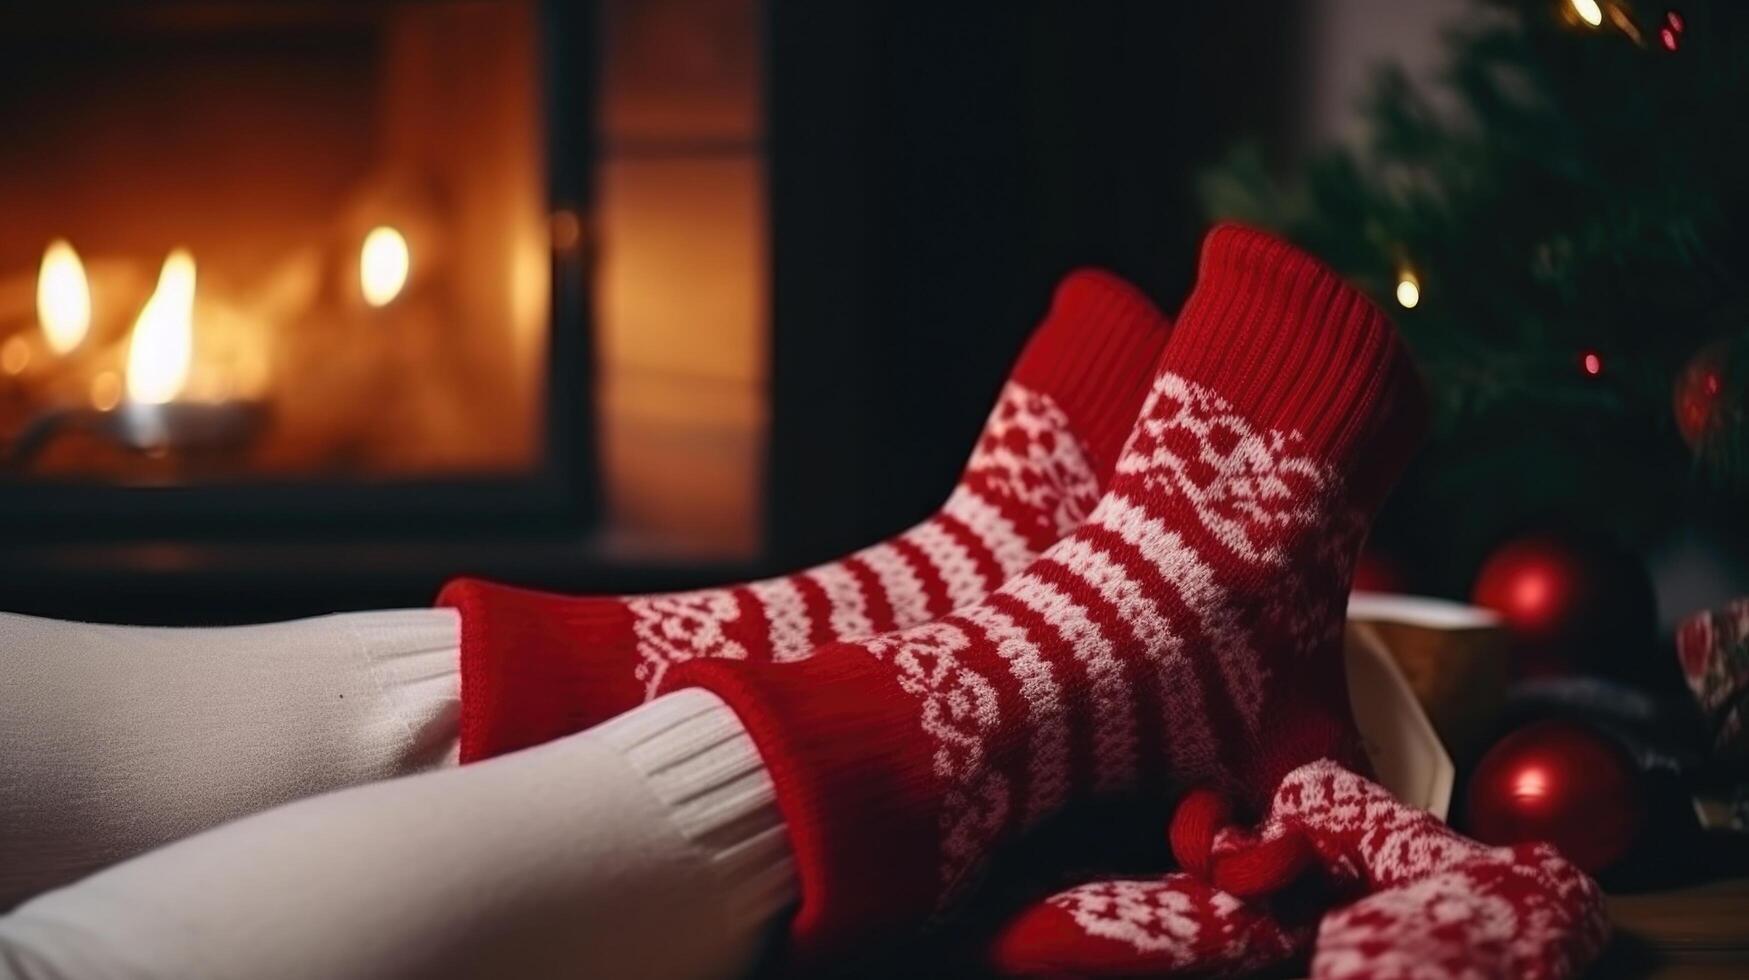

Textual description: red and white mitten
[985,786,1322,977]
[986,870,1308,977]
[987,762,1609,979]
[1275,761,1610,979]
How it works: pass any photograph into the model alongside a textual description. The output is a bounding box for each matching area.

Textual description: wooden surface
[1598,876,1749,978]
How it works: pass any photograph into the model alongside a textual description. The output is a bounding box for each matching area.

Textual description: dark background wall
[766,1,1301,569]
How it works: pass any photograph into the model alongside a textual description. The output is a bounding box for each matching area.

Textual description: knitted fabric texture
[988,870,1305,977]
[986,759,1607,978]
[658,226,1430,962]
[441,270,1172,762]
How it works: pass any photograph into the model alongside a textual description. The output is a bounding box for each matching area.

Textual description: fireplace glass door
[0,2,576,529]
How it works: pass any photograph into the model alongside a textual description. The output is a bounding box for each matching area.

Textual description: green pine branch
[1201,0,1749,554]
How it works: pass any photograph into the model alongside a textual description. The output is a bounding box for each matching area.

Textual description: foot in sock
[985,760,1608,979]
[654,225,1429,961]
[441,270,1173,761]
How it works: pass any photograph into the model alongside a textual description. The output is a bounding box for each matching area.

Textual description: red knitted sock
[658,225,1429,963]
[984,761,1607,979]
[440,270,1172,761]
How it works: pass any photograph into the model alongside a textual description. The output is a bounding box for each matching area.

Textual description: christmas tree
[1201,0,1748,593]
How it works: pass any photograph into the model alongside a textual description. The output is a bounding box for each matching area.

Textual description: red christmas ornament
[1674,340,1728,449]
[1466,720,1645,873]
[1471,533,1657,680]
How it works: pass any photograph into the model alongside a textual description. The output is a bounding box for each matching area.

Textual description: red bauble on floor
[1465,719,1645,874]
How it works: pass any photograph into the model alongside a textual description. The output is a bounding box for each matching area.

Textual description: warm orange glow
[551,210,583,250]
[37,239,92,355]
[2,6,550,483]
[125,250,197,404]
[360,225,410,307]
[1605,4,1643,44]
[1,335,30,375]
[89,370,122,411]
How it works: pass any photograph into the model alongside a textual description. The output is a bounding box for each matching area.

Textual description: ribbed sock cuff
[596,689,798,937]
[438,579,640,763]
[347,608,463,769]
[1168,225,1428,500]
[658,650,941,967]
[1010,269,1174,480]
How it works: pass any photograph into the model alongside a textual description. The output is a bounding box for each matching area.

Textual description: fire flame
[37,239,92,354]
[125,250,197,405]
[360,225,410,307]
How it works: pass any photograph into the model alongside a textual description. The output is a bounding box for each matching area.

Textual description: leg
[1,609,460,908]
[0,689,796,980]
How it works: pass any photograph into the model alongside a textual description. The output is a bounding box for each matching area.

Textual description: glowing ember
[360,225,411,307]
[37,239,92,355]
[125,250,197,405]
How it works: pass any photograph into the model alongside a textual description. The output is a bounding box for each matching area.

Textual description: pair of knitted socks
[446,226,1607,976]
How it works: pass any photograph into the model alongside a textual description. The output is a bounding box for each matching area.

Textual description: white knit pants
[0,611,794,980]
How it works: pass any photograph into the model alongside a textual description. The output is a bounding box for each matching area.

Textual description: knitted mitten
[1288,760,1609,979]
[986,870,1308,977]
[987,760,1608,979]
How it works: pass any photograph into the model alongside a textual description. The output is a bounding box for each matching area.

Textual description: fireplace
[0,1,598,540]
[0,1,1290,625]
[0,0,775,621]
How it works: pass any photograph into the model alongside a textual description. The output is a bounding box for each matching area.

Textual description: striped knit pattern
[987,760,1607,979]
[834,368,1374,905]
[622,382,1101,698]
[442,269,1172,762]
[657,225,1431,963]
